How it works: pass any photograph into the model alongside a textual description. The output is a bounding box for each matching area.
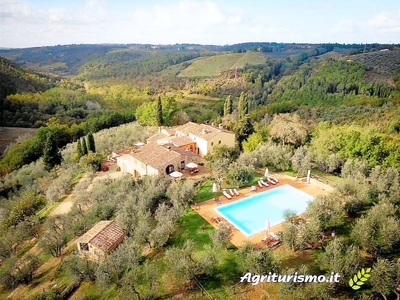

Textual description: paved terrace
[191,174,333,248]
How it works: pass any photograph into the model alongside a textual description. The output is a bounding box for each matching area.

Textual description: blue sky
[1,0,399,48]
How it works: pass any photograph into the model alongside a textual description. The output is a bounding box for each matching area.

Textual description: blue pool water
[214,184,314,236]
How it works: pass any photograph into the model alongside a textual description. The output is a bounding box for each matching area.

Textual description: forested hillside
[0,42,400,299]
[0,57,55,101]
[1,44,399,174]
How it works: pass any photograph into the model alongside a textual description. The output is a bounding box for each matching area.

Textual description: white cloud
[1,0,399,48]
[333,20,357,34]
[0,0,107,25]
[365,10,400,33]
[128,0,244,44]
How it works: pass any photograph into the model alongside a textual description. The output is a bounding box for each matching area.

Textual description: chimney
[218,123,223,129]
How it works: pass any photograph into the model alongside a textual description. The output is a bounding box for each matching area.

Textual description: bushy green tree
[270,113,307,146]
[305,194,345,230]
[135,97,177,126]
[279,265,332,300]
[5,192,46,227]
[39,215,71,257]
[164,239,217,285]
[370,258,399,300]
[237,242,281,274]
[227,161,254,187]
[242,132,263,153]
[281,210,322,251]
[235,114,254,147]
[253,142,292,171]
[317,238,362,280]
[291,146,313,176]
[79,152,103,172]
[210,222,233,249]
[351,201,400,255]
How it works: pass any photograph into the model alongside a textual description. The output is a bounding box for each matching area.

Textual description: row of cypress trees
[76,132,96,159]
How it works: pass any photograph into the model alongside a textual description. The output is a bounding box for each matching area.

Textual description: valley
[0,42,399,299]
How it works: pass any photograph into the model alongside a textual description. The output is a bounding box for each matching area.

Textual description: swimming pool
[214,184,314,236]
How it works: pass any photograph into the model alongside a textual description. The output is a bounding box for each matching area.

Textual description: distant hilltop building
[77,220,126,261]
[116,122,235,178]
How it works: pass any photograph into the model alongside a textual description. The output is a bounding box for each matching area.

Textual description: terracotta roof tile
[170,136,195,147]
[133,143,181,169]
[175,122,223,140]
[78,220,126,254]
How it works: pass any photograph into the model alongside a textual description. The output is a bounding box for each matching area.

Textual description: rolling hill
[177,52,267,77]
[0,57,55,100]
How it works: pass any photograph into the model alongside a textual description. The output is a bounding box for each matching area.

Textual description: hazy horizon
[1,0,400,48]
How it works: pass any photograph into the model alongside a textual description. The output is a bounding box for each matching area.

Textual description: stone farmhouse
[117,122,235,177]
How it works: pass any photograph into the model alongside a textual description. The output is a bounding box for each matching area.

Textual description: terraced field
[178,52,267,77]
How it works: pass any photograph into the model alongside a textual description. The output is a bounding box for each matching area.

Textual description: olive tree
[351,201,400,256]
[210,222,233,249]
[370,258,399,300]
[164,240,217,285]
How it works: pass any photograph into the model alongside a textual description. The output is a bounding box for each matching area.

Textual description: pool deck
[191,174,333,248]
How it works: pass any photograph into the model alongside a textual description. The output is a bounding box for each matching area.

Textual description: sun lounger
[233,188,239,196]
[258,180,265,188]
[267,178,277,184]
[267,239,282,249]
[249,186,257,191]
[229,189,235,196]
[212,216,222,223]
[260,179,269,187]
[270,232,281,241]
[222,189,232,199]
[273,175,279,183]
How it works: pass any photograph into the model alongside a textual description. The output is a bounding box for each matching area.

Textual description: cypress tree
[224,95,233,116]
[156,96,163,126]
[238,92,248,119]
[43,133,62,170]
[76,139,83,158]
[87,132,96,153]
[81,137,88,155]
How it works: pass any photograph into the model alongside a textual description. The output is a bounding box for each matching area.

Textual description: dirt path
[49,165,123,216]
[6,165,127,299]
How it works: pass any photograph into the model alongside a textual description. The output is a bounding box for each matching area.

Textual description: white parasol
[264,168,269,179]
[212,182,218,193]
[265,218,270,235]
[186,162,198,169]
[169,171,183,178]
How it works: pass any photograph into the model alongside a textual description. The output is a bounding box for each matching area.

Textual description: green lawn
[194,179,222,203]
[170,210,214,251]
[282,168,342,185]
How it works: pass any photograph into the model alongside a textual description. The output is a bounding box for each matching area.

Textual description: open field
[0,127,37,156]
[178,52,267,77]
